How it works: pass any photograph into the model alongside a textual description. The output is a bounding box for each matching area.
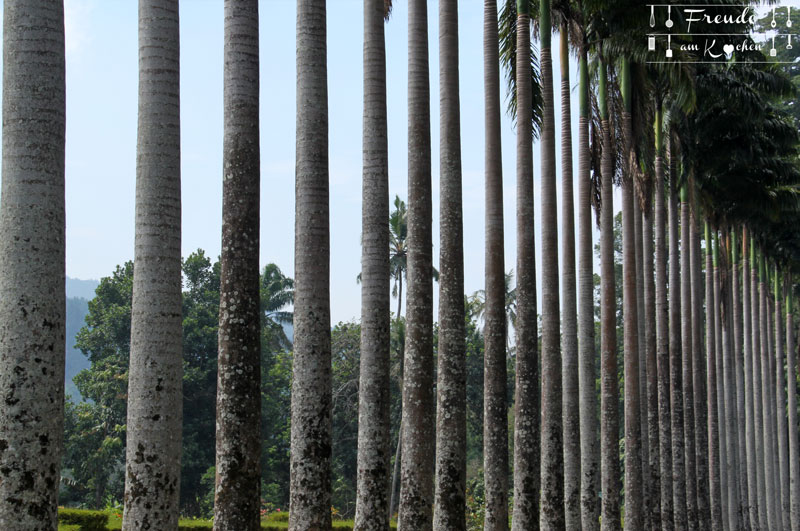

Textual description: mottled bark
[635,182,650,528]
[578,48,600,531]
[742,230,760,531]
[482,2,508,530]
[398,0,435,528]
[774,268,790,531]
[621,60,644,530]
[123,2,183,529]
[511,10,540,531]
[751,245,767,528]
[355,0,391,527]
[690,200,710,531]
[680,189,698,531]
[599,58,621,531]
[655,115,674,531]
[644,175,660,531]
[214,2,261,529]
[668,166,687,531]
[559,25,580,531]
[706,226,723,531]
[433,0,466,527]
[713,234,729,531]
[758,256,776,531]
[0,1,66,528]
[785,273,800,531]
[291,0,333,528]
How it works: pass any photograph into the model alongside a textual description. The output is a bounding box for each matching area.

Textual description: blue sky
[5,0,593,324]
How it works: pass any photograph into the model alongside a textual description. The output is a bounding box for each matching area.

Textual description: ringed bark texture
[482,2,509,529]
[291,0,333,528]
[511,11,540,531]
[785,275,799,531]
[433,0,467,527]
[538,3,564,527]
[123,2,183,529]
[774,269,790,531]
[0,1,66,528]
[705,226,723,531]
[577,49,600,531]
[644,195,661,530]
[399,0,435,528]
[215,2,262,529]
[354,0,391,527]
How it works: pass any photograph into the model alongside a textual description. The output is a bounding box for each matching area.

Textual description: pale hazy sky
[5,0,599,323]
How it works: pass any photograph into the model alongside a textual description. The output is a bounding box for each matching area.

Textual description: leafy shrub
[58,508,109,531]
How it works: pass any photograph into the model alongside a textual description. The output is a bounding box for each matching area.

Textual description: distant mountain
[65,277,98,400]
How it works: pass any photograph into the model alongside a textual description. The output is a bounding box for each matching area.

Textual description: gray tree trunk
[751,246,767,529]
[355,0,391,528]
[774,267,790,531]
[731,233,748,530]
[635,188,650,526]
[758,258,776,531]
[433,0,466,527]
[706,226,723,531]
[668,168,687,531]
[655,125,674,531]
[785,272,799,531]
[680,190,698,531]
[713,235,729,531]
[0,1,66,529]
[578,47,600,531]
[399,0,435,528]
[559,25,580,531]
[538,4,564,527]
[291,0,333,528]
[510,10,540,531]
[644,181,660,531]
[482,2,508,530]
[622,96,644,531]
[690,201,710,530]
[215,2,261,529]
[767,290,781,530]
[123,2,183,529]
[742,230,759,531]
[599,58,621,531]
[722,233,741,531]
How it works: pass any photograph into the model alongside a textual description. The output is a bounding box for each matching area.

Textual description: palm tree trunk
[644,171,660,531]
[511,6,540,531]
[399,0,435,528]
[559,24,580,531]
[636,186,650,524]
[291,0,332,528]
[690,197,710,530]
[731,231,748,529]
[669,155,687,531]
[767,280,781,530]
[621,57,644,531]
[680,187,698,531]
[785,272,800,531]
[751,244,767,528]
[482,2,508,530]
[355,0,391,527]
[434,0,467,527]
[722,230,741,531]
[123,2,183,528]
[713,231,729,531]
[706,225,723,531]
[774,266,791,531]
[538,3,564,527]
[0,1,66,528]
[758,252,776,531]
[578,47,600,531]
[215,2,261,528]
[655,106,674,531]
[742,229,759,531]
[599,54,621,531]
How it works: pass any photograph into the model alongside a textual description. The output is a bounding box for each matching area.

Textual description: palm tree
[785,272,800,530]
[558,15,580,530]
[731,230,748,529]
[214,2,262,529]
[510,2,540,529]
[538,1,564,527]
[621,57,644,531]
[774,265,791,530]
[577,34,600,531]
[123,2,183,528]
[713,229,729,530]
[354,0,391,527]
[705,225,722,531]
[290,0,332,527]
[758,252,776,530]
[0,1,66,528]
[433,0,467,527]
[742,228,759,531]
[399,0,435,527]
[482,2,509,529]
[597,53,620,531]
[751,244,767,527]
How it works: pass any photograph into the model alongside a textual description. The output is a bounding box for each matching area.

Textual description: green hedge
[58,508,109,531]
